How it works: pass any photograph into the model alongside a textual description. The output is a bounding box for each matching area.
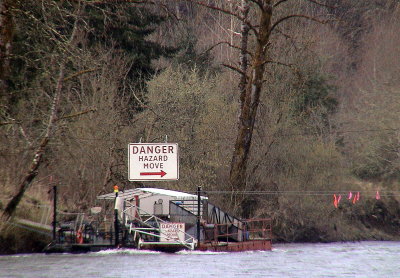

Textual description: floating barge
[44,188,272,253]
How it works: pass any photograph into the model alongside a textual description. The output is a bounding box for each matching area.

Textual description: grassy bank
[272,196,400,243]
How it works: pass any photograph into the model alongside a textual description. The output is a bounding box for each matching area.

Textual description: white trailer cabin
[97,188,207,218]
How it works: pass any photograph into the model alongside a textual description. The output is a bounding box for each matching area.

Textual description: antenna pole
[52,185,57,242]
[197,186,201,247]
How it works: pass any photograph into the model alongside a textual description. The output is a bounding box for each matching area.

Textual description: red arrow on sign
[140,170,167,178]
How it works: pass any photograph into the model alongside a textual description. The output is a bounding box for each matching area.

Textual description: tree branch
[129,84,161,118]
[1,2,84,220]
[274,0,335,8]
[239,0,250,111]
[2,64,66,221]
[270,14,328,33]
[249,0,265,11]
[15,123,33,147]
[82,0,180,20]
[0,121,16,126]
[203,41,252,58]
[63,68,100,82]
[83,0,243,20]
[263,59,294,68]
[1,108,96,128]
[274,0,290,7]
[183,0,242,20]
[222,63,246,76]
[272,30,299,53]
[60,108,97,120]
[246,20,260,38]
[0,117,32,145]
[304,0,335,9]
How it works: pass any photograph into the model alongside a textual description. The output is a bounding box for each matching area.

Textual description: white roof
[97,187,208,200]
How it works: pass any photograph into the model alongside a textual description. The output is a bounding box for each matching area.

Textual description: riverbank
[1,193,399,255]
[273,197,400,244]
[0,225,49,254]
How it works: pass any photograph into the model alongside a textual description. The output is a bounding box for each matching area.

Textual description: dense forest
[1,0,400,253]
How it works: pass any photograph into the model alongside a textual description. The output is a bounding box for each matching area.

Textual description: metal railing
[123,200,197,250]
[203,218,272,244]
[170,199,203,216]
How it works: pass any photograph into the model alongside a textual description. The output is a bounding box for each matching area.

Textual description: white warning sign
[128,143,179,181]
[159,223,185,243]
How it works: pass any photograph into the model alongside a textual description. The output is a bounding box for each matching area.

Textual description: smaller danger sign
[128,143,179,181]
[160,223,185,243]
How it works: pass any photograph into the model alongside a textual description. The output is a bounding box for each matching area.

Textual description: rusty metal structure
[44,188,272,253]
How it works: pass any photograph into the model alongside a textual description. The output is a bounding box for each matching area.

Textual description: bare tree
[1,0,173,217]
[184,0,331,198]
[1,1,84,220]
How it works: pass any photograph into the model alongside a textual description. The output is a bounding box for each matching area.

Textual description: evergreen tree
[83,3,177,110]
[172,28,218,76]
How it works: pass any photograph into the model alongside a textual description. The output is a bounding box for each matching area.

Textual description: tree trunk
[2,64,65,220]
[238,0,250,110]
[229,1,273,192]
[1,1,84,220]
[0,0,14,94]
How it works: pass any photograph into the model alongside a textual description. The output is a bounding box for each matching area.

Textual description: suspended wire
[186,190,400,197]
[6,221,52,237]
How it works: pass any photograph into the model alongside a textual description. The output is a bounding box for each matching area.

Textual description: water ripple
[0,241,399,278]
